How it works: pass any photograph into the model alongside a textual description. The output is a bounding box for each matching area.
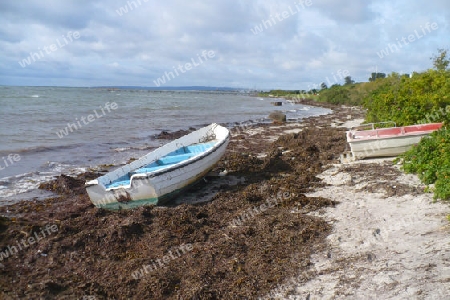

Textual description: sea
[0,86,331,205]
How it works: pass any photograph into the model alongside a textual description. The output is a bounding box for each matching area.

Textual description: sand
[262,121,450,299]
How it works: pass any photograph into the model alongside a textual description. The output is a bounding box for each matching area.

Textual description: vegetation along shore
[261,49,450,201]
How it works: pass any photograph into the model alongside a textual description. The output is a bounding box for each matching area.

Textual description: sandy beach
[286,160,450,299]
[263,155,450,299]
[0,101,449,299]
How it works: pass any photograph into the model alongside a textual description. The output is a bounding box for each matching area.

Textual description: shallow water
[0,86,331,203]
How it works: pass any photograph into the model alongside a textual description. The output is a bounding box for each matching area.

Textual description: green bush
[363,70,450,126]
[318,84,352,105]
[397,128,450,200]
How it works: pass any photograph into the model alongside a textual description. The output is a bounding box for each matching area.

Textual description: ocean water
[0,86,331,204]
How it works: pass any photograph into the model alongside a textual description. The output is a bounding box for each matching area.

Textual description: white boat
[85,123,230,209]
[344,122,443,160]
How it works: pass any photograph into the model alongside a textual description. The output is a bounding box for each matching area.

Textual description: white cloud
[0,0,448,89]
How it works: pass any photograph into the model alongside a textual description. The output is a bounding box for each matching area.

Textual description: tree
[431,48,449,71]
[320,82,328,90]
[318,84,350,104]
[369,72,386,82]
[344,76,354,85]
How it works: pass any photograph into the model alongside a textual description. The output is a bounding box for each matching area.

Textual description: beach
[0,100,449,299]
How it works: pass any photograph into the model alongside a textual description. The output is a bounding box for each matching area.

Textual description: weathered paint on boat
[346,122,443,159]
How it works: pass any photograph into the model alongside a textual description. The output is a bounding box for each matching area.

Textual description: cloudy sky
[0,0,449,89]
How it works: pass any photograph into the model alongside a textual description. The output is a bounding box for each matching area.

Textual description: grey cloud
[311,0,376,23]
[0,0,448,88]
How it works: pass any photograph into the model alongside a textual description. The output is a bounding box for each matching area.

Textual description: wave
[165,105,182,110]
[0,163,87,200]
[140,107,157,111]
[112,147,131,152]
[112,145,157,152]
[0,171,36,182]
[0,172,55,199]
[1,143,86,156]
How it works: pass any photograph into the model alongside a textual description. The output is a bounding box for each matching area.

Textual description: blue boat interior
[105,142,216,189]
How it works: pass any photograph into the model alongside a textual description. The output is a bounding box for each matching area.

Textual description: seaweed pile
[0,107,363,299]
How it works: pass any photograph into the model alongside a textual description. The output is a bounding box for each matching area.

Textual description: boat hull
[348,134,429,159]
[85,124,229,209]
[346,123,442,159]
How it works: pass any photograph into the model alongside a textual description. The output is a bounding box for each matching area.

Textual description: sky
[0,0,449,89]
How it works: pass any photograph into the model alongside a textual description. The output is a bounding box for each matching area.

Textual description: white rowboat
[85,123,230,209]
[345,122,443,160]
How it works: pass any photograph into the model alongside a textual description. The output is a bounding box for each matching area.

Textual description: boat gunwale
[86,124,230,190]
[107,133,230,191]
[347,129,439,143]
[346,122,443,143]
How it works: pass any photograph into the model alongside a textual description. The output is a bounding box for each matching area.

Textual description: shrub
[397,128,450,200]
[318,84,352,105]
[363,70,450,126]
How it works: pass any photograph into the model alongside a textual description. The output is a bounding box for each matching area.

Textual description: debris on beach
[268,111,287,123]
[0,105,366,299]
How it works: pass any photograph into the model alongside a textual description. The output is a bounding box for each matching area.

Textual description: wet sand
[0,101,448,299]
